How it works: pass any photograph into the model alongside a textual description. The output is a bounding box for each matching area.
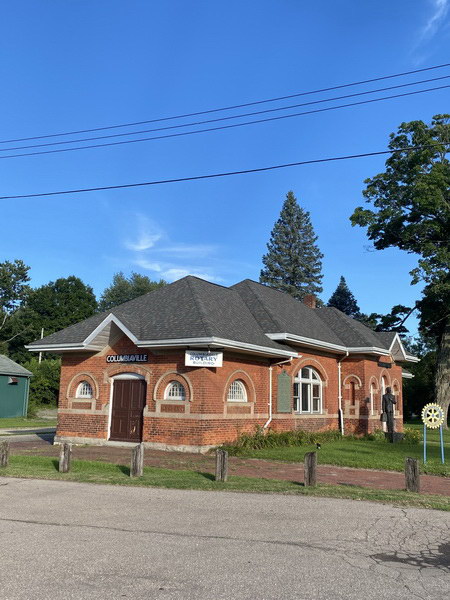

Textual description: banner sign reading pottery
[185,350,223,367]
[106,354,148,363]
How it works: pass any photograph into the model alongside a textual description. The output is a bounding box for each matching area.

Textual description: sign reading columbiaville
[185,350,223,367]
[106,354,148,363]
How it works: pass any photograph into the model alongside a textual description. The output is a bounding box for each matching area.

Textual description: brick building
[27,276,417,451]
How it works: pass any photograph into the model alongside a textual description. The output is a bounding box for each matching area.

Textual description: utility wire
[1,84,449,160]
[1,62,449,144]
[1,143,448,200]
[2,74,449,152]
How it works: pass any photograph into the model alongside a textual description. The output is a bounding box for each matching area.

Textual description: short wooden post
[130,443,144,477]
[215,449,228,482]
[405,457,420,493]
[58,443,72,473]
[304,451,317,487]
[0,440,10,468]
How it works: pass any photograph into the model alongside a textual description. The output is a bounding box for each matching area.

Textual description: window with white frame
[76,381,93,399]
[164,381,186,401]
[293,367,322,414]
[370,382,376,415]
[227,379,247,402]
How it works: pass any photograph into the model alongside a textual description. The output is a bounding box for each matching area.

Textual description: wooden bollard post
[58,443,72,473]
[130,443,144,477]
[304,451,317,487]
[0,440,10,468]
[405,457,420,493]
[215,449,228,482]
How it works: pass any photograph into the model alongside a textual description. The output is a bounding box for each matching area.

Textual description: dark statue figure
[381,387,397,434]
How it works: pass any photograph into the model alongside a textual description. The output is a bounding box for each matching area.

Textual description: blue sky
[1,1,449,335]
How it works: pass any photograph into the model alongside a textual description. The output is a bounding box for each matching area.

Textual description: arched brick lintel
[223,370,256,403]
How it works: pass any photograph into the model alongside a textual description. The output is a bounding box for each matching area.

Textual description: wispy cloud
[134,257,223,283]
[420,0,449,40]
[123,214,162,251]
[122,214,222,283]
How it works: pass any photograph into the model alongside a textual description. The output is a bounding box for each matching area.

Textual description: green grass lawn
[0,455,448,511]
[0,417,57,429]
[225,430,449,477]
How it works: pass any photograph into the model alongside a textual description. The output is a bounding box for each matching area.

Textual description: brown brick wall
[56,335,405,447]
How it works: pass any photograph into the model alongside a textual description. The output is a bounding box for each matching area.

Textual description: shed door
[109,379,146,442]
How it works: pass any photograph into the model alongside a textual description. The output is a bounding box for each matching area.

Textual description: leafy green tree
[22,357,61,414]
[8,276,98,362]
[351,114,450,425]
[356,304,413,334]
[402,335,437,420]
[98,272,167,311]
[327,276,360,316]
[0,260,31,355]
[260,191,323,299]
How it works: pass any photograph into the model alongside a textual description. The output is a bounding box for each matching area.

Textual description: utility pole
[38,327,44,364]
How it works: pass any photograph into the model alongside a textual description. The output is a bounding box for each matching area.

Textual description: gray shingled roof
[315,307,390,349]
[374,331,397,348]
[231,280,344,346]
[27,275,409,357]
[0,355,32,377]
[28,277,288,353]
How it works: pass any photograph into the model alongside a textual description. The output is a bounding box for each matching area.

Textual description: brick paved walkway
[9,438,450,496]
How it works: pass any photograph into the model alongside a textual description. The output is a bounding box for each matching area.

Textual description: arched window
[293,367,322,414]
[76,381,93,399]
[164,381,186,401]
[381,376,388,396]
[227,380,247,402]
[349,381,356,406]
[370,382,377,415]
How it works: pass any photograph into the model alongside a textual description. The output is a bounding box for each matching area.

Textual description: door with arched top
[109,375,146,442]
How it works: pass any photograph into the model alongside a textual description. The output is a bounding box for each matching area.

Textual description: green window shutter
[277,371,292,413]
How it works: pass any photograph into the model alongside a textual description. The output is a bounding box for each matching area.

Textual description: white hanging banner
[185,350,223,367]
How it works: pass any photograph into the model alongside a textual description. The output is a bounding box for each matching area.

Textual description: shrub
[363,428,386,442]
[220,426,343,455]
[402,426,422,445]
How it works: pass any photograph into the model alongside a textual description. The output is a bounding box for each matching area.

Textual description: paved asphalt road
[0,479,448,600]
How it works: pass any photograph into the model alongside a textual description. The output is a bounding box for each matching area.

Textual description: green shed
[0,355,32,418]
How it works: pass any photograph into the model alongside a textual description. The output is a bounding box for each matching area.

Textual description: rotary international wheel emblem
[421,403,445,429]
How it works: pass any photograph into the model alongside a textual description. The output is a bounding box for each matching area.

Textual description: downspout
[264,357,295,429]
[337,351,349,435]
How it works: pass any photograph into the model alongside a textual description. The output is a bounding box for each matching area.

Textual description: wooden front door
[110,379,146,442]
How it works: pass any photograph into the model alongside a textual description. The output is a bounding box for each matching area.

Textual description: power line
[2,84,449,160]
[3,74,449,152]
[1,143,448,200]
[1,62,449,144]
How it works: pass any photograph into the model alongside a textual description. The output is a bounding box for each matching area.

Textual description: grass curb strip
[1,456,449,512]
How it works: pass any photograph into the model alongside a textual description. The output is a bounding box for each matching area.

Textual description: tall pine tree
[260,191,323,299]
[327,276,360,317]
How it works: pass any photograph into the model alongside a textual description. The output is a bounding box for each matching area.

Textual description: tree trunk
[435,319,450,429]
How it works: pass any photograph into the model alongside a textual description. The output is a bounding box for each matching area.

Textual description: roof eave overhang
[402,371,415,379]
[27,333,297,360]
[137,336,298,358]
[266,333,391,357]
[401,355,421,363]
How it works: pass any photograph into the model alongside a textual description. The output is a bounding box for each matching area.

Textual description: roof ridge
[238,280,282,331]
[185,277,213,337]
[184,275,230,291]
